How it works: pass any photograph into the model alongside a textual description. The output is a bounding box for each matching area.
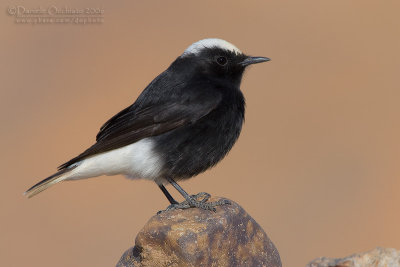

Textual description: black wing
[58,88,222,170]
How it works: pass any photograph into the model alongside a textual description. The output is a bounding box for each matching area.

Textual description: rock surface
[117,196,281,267]
[308,247,400,267]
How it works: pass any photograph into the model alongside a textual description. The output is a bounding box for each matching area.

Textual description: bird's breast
[154,97,245,180]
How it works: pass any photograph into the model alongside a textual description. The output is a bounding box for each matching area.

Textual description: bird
[25,38,270,211]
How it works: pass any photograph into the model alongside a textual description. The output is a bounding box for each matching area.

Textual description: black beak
[240,56,270,67]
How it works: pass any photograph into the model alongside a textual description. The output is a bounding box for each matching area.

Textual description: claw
[159,193,230,213]
[191,192,211,203]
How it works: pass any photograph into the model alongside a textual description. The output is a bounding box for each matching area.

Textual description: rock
[117,196,281,267]
[307,247,400,267]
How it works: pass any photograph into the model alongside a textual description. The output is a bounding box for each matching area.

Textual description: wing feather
[58,88,221,170]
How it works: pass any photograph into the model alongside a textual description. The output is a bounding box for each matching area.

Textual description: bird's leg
[158,184,179,205]
[165,177,230,212]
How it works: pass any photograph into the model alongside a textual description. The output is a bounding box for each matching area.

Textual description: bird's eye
[216,56,227,65]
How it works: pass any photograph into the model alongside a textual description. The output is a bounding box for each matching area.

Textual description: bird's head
[173,38,270,86]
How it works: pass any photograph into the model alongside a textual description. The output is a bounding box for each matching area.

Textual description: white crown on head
[182,38,242,56]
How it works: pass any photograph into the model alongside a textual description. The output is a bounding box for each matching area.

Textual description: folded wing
[58,87,222,170]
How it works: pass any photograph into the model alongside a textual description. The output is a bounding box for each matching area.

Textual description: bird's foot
[161,192,230,213]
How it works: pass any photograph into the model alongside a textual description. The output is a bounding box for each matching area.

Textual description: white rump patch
[182,38,242,56]
[66,138,164,181]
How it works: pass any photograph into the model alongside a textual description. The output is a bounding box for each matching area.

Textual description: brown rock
[307,247,400,267]
[117,196,281,267]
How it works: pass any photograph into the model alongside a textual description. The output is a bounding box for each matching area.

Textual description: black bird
[25,38,270,211]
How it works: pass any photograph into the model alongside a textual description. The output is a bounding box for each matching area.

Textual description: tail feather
[24,166,77,198]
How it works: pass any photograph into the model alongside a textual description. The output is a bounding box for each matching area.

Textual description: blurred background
[1,0,400,266]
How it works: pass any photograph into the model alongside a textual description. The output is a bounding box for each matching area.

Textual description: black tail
[24,166,77,198]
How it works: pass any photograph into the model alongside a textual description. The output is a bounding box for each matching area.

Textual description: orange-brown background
[1,1,400,266]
